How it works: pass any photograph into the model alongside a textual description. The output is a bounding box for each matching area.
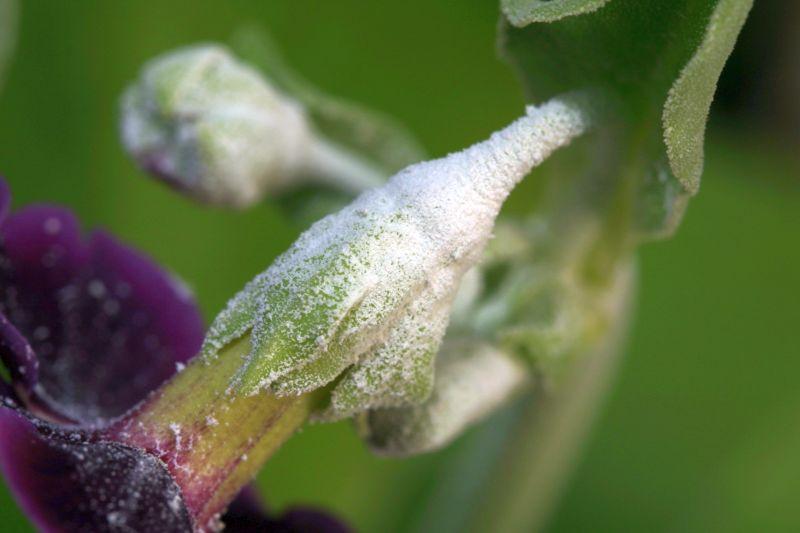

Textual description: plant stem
[305,137,387,194]
[108,336,320,530]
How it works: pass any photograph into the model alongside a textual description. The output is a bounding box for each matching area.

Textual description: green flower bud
[120,44,383,208]
[201,96,590,420]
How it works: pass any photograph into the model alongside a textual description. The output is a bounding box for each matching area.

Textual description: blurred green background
[1,1,798,532]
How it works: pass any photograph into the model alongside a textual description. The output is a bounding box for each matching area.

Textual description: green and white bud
[201,96,590,419]
[361,339,528,456]
[120,44,383,208]
[361,257,635,457]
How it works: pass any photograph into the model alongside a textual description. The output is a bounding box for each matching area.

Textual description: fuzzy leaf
[501,0,752,195]
[663,0,753,192]
[502,0,611,25]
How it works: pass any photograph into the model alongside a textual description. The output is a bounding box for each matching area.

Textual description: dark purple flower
[0,178,349,532]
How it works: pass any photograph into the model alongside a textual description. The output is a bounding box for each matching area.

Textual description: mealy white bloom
[361,258,635,456]
[200,96,590,419]
[358,222,637,456]
[360,340,528,456]
[120,45,383,208]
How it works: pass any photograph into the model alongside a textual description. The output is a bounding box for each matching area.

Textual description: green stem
[305,137,387,194]
[109,336,321,530]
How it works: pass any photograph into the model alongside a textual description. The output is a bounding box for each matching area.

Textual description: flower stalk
[304,136,386,194]
[108,335,321,530]
[120,45,388,208]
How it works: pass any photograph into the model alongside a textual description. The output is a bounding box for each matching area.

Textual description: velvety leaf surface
[502,0,611,25]
[663,0,753,192]
[500,0,752,197]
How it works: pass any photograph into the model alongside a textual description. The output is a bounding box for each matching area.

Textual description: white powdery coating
[362,340,528,456]
[201,98,588,418]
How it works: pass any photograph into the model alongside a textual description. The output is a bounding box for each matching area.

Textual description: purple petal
[0,192,204,423]
[276,508,353,533]
[222,487,273,532]
[0,404,192,532]
[222,487,352,533]
[0,207,85,393]
[0,312,38,390]
[89,229,203,369]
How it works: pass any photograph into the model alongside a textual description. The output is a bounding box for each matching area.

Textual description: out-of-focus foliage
[715,1,800,145]
[545,139,800,533]
[232,27,425,176]
[0,0,16,89]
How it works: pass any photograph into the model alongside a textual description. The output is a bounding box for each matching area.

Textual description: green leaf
[502,0,611,25]
[500,0,752,196]
[663,0,753,193]
[231,25,425,176]
[633,159,690,241]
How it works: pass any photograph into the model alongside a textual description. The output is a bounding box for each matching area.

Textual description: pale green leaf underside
[663,0,753,193]
[502,0,611,25]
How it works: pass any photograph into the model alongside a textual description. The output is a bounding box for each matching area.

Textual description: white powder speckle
[169,423,182,452]
[88,279,107,299]
[43,217,62,235]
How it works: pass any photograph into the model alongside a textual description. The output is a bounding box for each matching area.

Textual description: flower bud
[201,97,590,419]
[121,44,311,207]
[121,44,383,208]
